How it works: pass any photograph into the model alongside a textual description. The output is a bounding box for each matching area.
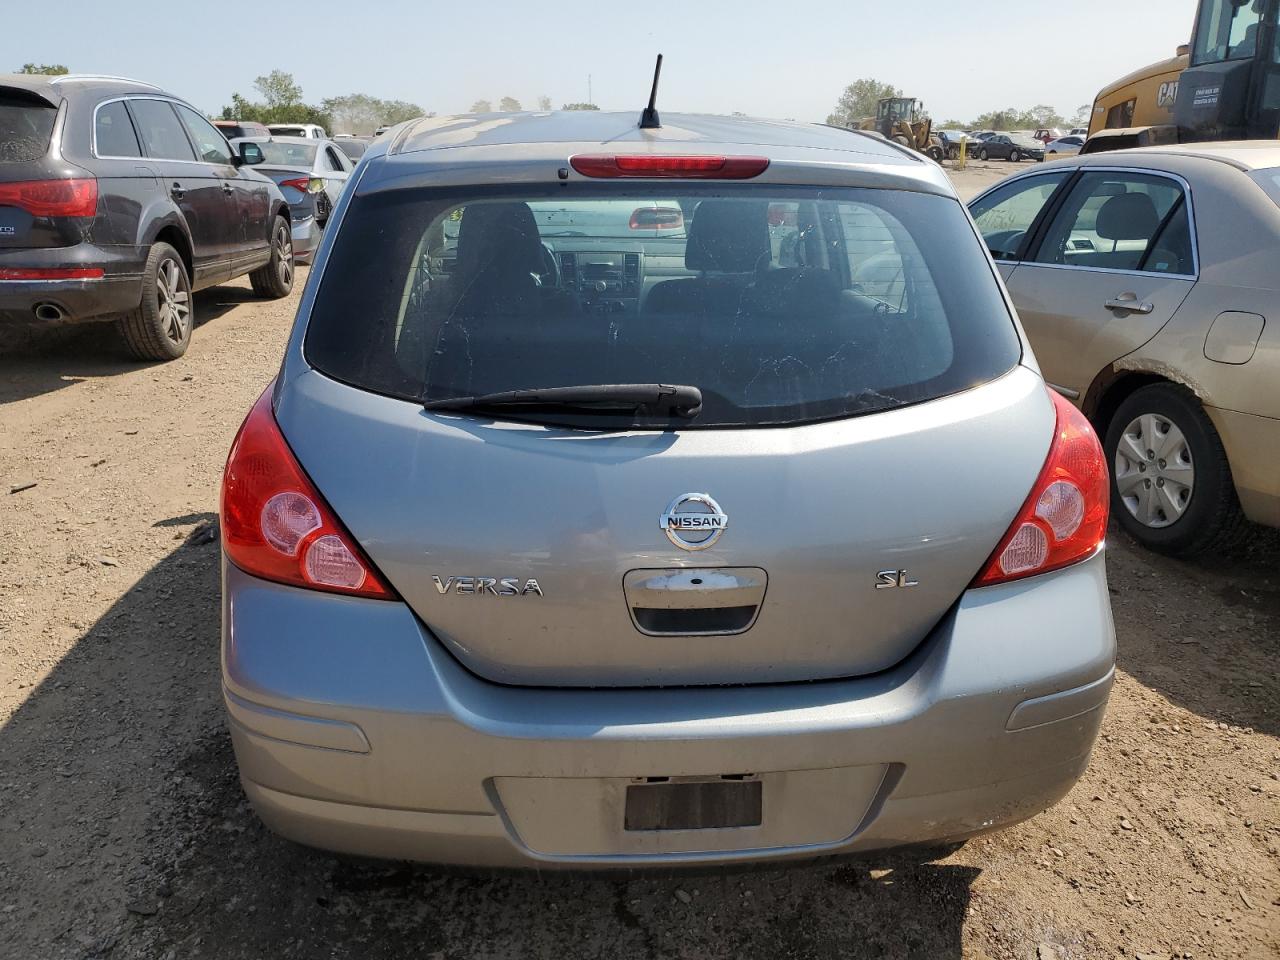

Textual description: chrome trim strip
[91,94,233,166]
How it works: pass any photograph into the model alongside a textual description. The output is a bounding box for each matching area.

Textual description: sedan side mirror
[237,142,265,166]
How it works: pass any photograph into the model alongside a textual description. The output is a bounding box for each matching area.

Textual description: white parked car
[1045,135,1086,156]
[266,122,328,139]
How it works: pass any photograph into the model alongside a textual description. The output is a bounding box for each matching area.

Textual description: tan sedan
[969,142,1280,555]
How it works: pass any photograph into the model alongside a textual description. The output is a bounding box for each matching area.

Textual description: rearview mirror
[237,142,264,166]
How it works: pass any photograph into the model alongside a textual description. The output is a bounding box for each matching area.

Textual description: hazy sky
[5,0,1198,123]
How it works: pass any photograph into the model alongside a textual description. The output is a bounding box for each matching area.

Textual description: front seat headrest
[685,200,770,272]
[1095,193,1160,242]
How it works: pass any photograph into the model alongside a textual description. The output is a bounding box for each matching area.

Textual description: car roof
[360,111,955,197]
[0,72,163,104]
[1104,140,1280,171]
[270,136,325,145]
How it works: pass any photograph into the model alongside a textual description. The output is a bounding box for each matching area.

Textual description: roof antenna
[639,54,663,129]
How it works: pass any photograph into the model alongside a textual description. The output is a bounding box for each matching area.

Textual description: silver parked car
[220,112,1116,868]
[250,136,354,225]
[969,142,1280,555]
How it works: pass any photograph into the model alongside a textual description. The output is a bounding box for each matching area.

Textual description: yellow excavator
[1086,0,1280,152]
[859,97,944,162]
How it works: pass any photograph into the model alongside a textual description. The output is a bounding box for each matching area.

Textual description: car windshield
[259,141,318,166]
[0,91,56,162]
[305,184,1020,429]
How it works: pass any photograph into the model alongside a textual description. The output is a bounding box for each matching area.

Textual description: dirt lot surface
[1,163,1278,960]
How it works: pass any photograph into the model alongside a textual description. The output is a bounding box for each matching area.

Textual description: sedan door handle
[170,183,185,201]
[1104,294,1155,315]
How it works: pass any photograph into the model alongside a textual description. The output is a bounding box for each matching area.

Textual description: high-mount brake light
[629,206,684,230]
[973,390,1109,587]
[570,155,770,179]
[0,178,98,218]
[221,386,396,600]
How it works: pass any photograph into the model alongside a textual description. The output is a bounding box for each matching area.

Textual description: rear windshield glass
[260,141,317,165]
[305,184,1020,429]
[0,92,56,162]
[1248,168,1280,207]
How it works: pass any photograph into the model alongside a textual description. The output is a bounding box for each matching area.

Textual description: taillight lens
[221,386,396,600]
[280,176,324,194]
[973,390,1109,587]
[570,155,770,179]
[0,266,104,280]
[0,178,98,218]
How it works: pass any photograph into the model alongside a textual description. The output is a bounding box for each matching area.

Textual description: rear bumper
[0,244,143,323]
[221,551,1116,868]
[290,212,321,265]
[1208,405,1280,529]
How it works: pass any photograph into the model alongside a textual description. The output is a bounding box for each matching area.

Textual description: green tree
[322,94,424,134]
[498,96,522,112]
[18,63,68,75]
[254,70,303,108]
[1072,104,1092,127]
[562,102,599,111]
[825,78,902,128]
[1026,104,1067,128]
[381,99,423,125]
[469,99,492,113]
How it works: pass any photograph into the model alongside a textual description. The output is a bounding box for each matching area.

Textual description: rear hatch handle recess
[423,383,703,418]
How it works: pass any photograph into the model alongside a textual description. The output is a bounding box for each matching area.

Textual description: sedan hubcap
[156,257,190,345]
[1114,413,1195,528]
[276,224,293,288]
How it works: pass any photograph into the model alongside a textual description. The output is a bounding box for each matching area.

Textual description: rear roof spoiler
[0,76,61,107]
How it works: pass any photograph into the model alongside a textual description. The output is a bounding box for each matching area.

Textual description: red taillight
[973,390,1109,587]
[0,266,104,280]
[570,155,770,179]
[0,178,98,218]
[220,386,396,600]
[629,206,684,230]
[279,177,308,192]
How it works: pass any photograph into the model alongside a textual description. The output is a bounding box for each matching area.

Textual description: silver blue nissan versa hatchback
[220,110,1116,868]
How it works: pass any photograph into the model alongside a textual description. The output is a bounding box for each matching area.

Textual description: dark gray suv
[0,74,295,360]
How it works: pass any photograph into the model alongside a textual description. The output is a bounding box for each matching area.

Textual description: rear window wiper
[423,383,703,418]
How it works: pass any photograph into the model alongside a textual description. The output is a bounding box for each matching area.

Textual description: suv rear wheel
[117,242,192,361]
[1105,383,1246,556]
[250,215,294,299]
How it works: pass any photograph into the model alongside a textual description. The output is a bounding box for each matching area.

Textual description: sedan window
[1033,172,1192,275]
[969,173,1070,261]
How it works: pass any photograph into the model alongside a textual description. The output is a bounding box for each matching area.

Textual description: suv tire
[1104,383,1247,556]
[250,215,294,299]
[117,242,192,361]
[978,147,989,161]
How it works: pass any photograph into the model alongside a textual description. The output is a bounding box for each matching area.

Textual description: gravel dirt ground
[1,162,1277,960]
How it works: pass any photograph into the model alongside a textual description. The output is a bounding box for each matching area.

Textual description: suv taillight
[221,386,396,600]
[973,390,1109,587]
[0,178,98,218]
